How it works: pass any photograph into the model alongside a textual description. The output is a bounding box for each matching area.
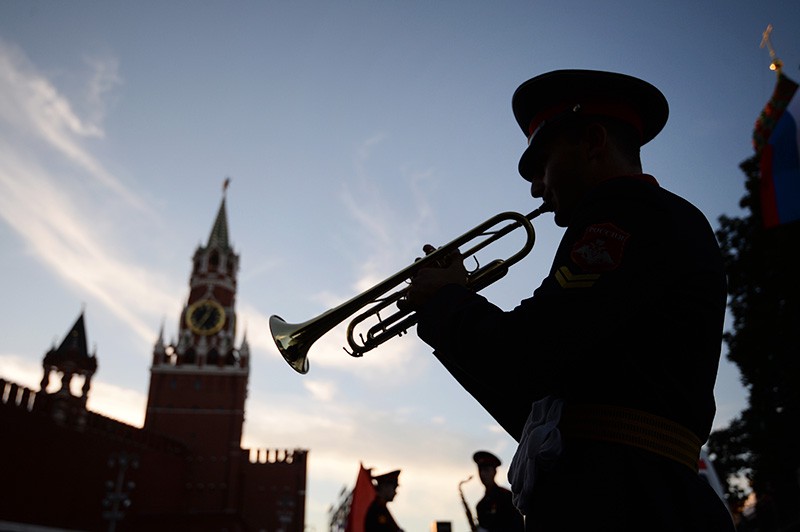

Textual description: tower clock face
[186,299,226,335]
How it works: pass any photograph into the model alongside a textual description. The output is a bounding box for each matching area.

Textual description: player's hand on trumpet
[399,244,468,311]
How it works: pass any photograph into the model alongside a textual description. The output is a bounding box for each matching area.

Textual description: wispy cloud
[83,54,122,127]
[304,379,338,402]
[248,133,436,383]
[341,133,439,278]
[0,40,140,204]
[0,40,175,344]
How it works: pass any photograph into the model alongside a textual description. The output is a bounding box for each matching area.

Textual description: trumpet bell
[269,315,310,374]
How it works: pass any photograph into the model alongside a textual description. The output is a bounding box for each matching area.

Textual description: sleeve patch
[555,266,601,288]
[570,222,630,272]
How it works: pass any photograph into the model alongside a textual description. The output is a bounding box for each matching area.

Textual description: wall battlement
[1,379,38,412]
[0,377,185,456]
[248,447,308,465]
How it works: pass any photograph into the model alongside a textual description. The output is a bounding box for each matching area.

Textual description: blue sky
[1,2,799,531]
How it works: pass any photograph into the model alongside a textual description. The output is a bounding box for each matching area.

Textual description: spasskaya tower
[144,182,251,513]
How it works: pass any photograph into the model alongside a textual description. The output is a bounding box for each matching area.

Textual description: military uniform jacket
[477,485,524,532]
[364,499,401,532]
[417,176,734,530]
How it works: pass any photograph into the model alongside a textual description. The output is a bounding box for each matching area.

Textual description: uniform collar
[598,173,659,186]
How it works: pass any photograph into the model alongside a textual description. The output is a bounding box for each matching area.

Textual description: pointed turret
[40,313,97,398]
[239,329,250,369]
[39,312,98,428]
[153,321,167,365]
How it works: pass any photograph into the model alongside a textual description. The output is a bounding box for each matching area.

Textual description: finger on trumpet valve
[396,295,413,312]
[423,243,464,269]
[413,244,438,265]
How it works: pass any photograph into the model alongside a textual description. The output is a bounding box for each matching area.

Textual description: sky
[1,1,798,531]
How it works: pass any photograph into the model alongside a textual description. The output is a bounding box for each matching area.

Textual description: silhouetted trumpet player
[270,68,734,531]
[400,70,733,531]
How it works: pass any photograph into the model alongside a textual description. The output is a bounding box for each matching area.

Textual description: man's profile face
[377,482,397,501]
[523,124,592,227]
[478,464,496,486]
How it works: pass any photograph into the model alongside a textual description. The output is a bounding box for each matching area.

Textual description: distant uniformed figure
[473,451,524,532]
[364,470,403,532]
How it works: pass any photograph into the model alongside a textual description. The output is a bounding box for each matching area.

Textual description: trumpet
[269,203,552,374]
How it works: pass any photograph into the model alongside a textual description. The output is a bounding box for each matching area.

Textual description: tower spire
[207,178,231,249]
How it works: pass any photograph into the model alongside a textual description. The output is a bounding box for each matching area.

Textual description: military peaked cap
[372,469,401,486]
[473,450,501,468]
[512,70,668,175]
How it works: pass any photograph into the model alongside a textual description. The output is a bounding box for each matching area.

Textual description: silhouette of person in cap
[404,70,735,531]
[473,451,524,532]
[364,470,403,532]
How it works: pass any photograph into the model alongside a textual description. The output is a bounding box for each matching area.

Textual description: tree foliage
[710,155,800,529]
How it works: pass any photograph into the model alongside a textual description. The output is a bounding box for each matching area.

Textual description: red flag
[345,464,376,532]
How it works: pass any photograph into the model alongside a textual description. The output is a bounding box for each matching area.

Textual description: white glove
[508,395,564,515]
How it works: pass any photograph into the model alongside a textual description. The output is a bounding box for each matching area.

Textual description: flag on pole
[753,72,800,227]
[345,464,376,532]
